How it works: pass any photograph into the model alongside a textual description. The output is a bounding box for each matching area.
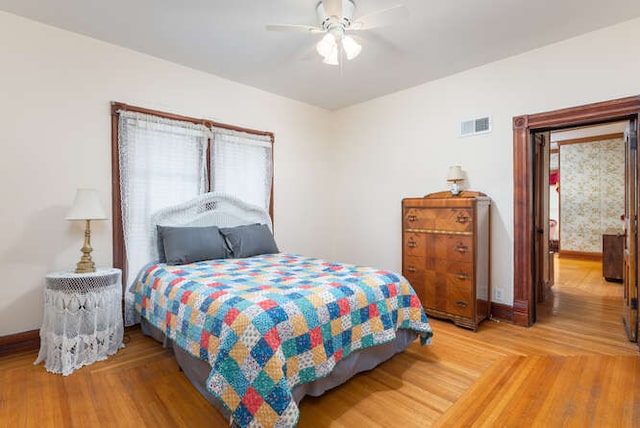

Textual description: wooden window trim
[110,102,275,283]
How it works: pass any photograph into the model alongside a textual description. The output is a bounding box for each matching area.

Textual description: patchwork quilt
[134,253,433,428]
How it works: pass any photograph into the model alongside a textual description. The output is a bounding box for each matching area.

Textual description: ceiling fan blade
[322,0,342,17]
[353,32,402,55]
[265,24,324,33]
[351,5,409,30]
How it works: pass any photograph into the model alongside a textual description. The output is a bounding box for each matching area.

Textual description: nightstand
[34,268,124,375]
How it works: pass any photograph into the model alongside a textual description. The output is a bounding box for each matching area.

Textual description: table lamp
[447,166,464,196]
[65,189,107,273]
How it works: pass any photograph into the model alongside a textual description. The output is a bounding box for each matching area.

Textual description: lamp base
[74,219,96,273]
[450,181,460,196]
[75,259,96,274]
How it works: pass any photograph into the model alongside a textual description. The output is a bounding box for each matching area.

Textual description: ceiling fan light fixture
[316,30,361,65]
[316,32,337,58]
[342,35,362,60]
[322,47,339,65]
[267,0,407,67]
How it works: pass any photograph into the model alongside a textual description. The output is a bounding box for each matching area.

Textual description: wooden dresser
[602,229,624,282]
[402,191,491,331]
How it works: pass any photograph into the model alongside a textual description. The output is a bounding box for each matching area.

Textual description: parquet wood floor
[1,257,637,427]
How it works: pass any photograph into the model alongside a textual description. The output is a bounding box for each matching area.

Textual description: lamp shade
[316,33,337,58]
[342,36,362,60]
[447,166,464,182]
[65,189,107,220]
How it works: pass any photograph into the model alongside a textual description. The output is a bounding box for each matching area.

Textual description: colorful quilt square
[241,386,264,415]
[252,370,277,397]
[251,338,275,365]
[294,333,311,354]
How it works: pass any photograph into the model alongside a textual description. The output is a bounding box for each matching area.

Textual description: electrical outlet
[495,288,504,301]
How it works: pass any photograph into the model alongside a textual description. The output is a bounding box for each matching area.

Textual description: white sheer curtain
[118,111,209,324]
[211,128,273,211]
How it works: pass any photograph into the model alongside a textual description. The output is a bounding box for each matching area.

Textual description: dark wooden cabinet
[402,191,491,331]
[602,230,624,282]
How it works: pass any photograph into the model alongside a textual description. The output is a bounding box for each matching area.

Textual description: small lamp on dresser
[65,188,107,273]
[447,165,465,196]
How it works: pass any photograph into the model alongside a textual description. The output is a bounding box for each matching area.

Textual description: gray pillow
[219,224,279,258]
[156,225,168,263]
[158,225,229,265]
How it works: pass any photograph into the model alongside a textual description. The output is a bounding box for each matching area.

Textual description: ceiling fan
[266,0,408,66]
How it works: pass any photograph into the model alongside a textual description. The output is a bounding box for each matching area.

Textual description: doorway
[512,96,640,345]
[535,123,628,324]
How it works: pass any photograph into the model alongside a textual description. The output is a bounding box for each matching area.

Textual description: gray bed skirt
[140,318,418,424]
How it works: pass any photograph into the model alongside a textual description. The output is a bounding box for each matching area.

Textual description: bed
[127,193,433,428]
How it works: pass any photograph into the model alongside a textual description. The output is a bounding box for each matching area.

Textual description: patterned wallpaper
[560,138,624,253]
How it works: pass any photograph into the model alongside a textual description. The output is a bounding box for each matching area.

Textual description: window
[111,103,274,325]
[118,111,209,289]
[211,127,273,210]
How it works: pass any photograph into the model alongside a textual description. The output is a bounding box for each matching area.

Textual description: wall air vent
[460,116,492,137]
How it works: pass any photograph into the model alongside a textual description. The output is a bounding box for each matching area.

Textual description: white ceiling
[3,0,640,110]
[551,121,629,143]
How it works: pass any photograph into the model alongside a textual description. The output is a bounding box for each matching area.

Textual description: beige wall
[0,12,335,335]
[330,17,640,305]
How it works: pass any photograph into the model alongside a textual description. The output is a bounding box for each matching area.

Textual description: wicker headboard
[148,192,273,261]
[125,192,271,326]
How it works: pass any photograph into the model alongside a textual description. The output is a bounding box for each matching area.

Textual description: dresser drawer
[404,207,474,233]
[403,255,425,291]
[423,235,474,262]
[424,265,474,289]
[404,233,473,261]
[403,207,430,229]
[431,261,474,284]
[422,272,473,318]
[403,233,426,257]
[445,286,474,318]
[404,255,425,276]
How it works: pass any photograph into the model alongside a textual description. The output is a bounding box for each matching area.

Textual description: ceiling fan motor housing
[317,0,356,31]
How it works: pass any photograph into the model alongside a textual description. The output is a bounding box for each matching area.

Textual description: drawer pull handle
[407,214,417,222]
[455,245,468,254]
[456,215,470,224]
[455,272,469,280]
[456,300,468,308]
[407,266,417,273]
[407,239,418,249]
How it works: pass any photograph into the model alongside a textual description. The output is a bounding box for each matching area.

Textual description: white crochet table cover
[34,268,124,375]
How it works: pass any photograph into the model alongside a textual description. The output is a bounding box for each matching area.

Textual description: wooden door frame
[533,131,551,312]
[513,95,640,327]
